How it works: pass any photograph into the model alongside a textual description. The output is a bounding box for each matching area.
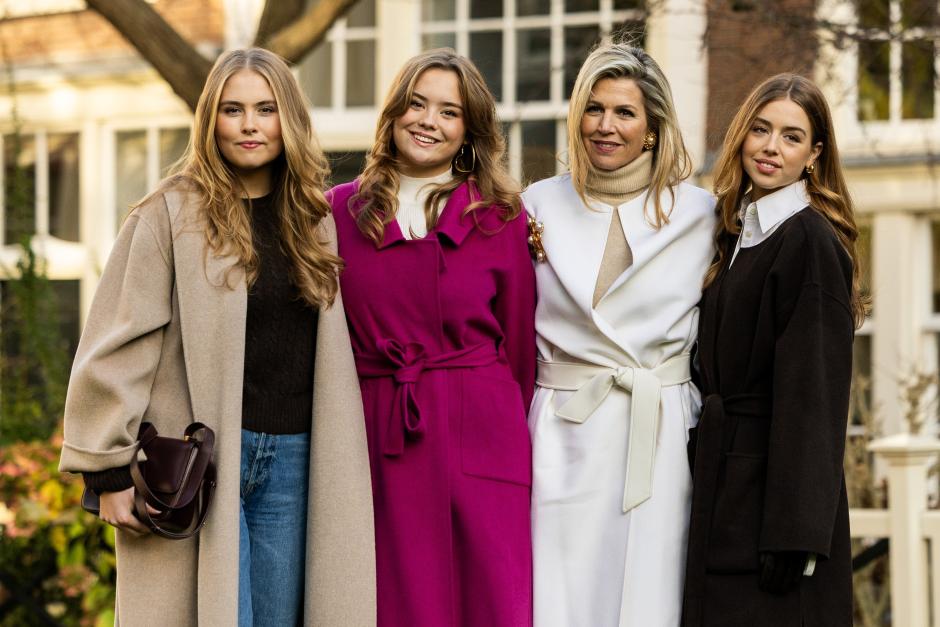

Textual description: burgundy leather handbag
[81,422,217,540]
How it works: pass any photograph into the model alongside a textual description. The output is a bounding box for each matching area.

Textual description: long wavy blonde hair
[567,42,692,227]
[704,73,868,327]
[158,47,341,307]
[350,48,521,246]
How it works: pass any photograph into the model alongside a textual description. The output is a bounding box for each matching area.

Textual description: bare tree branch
[265,0,359,63]
[84,0,212,111]
[254,0,306,47]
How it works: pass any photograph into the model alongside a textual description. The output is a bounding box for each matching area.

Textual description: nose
[241,111,257,134]
[761,132,780,154]
[597,110,614,134]
[418,108,437,129]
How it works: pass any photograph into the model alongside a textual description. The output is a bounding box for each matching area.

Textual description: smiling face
[579,77,649,171]
[392,67,467,178]
[214,68,284,196]
[741,97,822,201]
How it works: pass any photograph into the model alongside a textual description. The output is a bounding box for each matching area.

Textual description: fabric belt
[536,353,691,512]
[682,392,771,626]
[356,339,498,456]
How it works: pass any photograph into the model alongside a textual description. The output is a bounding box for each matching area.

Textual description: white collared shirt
[397,170,454,239]
[729,180,810,266]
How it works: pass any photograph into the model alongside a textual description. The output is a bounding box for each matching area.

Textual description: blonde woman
[59,48,375,626]
[523,43,715,626]
[328,48,536,626]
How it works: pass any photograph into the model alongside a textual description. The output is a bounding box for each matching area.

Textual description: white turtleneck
[396,170,455,239]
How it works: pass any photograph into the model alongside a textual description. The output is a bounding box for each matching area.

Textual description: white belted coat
[523,175,715,627]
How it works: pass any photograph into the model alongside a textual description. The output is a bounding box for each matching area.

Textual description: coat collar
[373,178,499,249]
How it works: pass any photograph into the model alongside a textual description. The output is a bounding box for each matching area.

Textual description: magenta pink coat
[329,180,536,627]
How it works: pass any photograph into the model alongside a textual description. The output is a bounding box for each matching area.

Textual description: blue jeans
[238,429,310,627]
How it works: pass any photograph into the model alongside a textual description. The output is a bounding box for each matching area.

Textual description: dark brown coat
[682,208,854,627]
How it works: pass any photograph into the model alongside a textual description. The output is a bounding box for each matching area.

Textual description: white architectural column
[868,433,940,627]
[377,0,422,102]
[872,211,928,435]
[644,0,708,173]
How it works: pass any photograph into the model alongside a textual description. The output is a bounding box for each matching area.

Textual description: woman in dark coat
[682,74,866,627]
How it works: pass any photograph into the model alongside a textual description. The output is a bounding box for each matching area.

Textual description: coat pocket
[706,452,766,573]
[461,371,531,486]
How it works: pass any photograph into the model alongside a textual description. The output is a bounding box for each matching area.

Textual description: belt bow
[536,353,691,512]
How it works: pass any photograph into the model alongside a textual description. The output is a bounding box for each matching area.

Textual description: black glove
[758,551,807,594]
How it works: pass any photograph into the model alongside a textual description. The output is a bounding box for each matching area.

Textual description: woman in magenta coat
[328,49,536,627]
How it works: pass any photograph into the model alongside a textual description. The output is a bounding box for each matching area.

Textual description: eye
[410,99,424,110]
[617,108,636,118]
[784,133,801,143]
[750,124,768,134]
[222,105,241,115]
[441,108,459,119]
[585,104,602,114]
[259,105,278,114]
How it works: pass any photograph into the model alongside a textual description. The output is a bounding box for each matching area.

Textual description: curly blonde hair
[159,47,341,307]
[350,48,520,246]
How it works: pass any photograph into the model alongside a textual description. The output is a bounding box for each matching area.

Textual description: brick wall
[705,0,818,164]
[0,0,224,64]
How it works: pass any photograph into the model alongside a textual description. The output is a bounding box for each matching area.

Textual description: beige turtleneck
[587,150,653,306]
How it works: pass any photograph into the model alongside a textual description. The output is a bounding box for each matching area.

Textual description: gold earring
[453,143,476,173]
[805,163,816,174]
[642,130,657,151]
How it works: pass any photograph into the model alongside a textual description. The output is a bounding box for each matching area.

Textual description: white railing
[850,433,940,627]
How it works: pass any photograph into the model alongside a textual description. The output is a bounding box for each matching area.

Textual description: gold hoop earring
[805,163,816,174]
[454,142,476,173]
[642,130,657,152]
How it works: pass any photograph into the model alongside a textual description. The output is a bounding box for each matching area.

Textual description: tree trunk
[254,0,306,47]
[84,0,213,111]
[266,0,360,63]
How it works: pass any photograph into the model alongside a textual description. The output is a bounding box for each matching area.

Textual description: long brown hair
[567,42,692,227]
[704,73,868,327]
[159,47,341,307]
[351,48,520,246]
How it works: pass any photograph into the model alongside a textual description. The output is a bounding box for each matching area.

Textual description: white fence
[850,433,940,626]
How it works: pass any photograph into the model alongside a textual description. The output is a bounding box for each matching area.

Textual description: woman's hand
[98,487,152,535]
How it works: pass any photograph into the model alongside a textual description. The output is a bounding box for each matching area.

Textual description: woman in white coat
[523,43,715,627]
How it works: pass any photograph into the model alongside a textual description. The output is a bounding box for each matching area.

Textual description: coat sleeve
[493,210,537,413]
[59,201,174,474]
[759,220,854,558]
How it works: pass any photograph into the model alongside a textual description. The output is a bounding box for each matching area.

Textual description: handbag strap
[133,464,216,540]
[129,422,217,539]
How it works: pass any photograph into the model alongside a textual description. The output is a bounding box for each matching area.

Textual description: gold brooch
[527,216,546,262]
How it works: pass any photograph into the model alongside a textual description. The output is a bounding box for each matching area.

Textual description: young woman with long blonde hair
[682,73,862,627]
[328,48,536,626]
[59,48,375,626]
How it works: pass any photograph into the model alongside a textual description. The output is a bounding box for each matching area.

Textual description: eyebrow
[754,116,807,135]
[587,98,636,110]
[413,91,463,110]
[218,99,277,107]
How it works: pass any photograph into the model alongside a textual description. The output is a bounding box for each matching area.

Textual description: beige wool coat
[59,185,377,626]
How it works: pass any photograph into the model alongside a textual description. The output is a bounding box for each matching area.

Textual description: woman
[58,48,375,626]
[523,43,716,626]
[682,74,861,627]
[328,48,536,627]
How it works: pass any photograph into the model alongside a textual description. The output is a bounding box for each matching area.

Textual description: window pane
[858,0,890,28]
[614,0,644,9]
[518,0,550,16]
[858,40,890,121]
[566,0,599,11]
[115,130,147,224]
[327,151,368,186]
[850,334,872,426]
[159,128,189,178]
[902,0,939,27]
[470,31,503,101]
[521,120,556,185]
[346,40,376,107]
[4,133,36,245]
[300,42,333,108]
[565,25,601,96]
[858,223,872,314]
[517,28,551,101]
[471,0,503,18]
[347,0,375,27]
[48,132,80,242]
[902,41,935,119]
[423,32,457,51]
[423,0,455,21]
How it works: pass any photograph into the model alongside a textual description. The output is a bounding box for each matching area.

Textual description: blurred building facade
[0,0,937,435]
